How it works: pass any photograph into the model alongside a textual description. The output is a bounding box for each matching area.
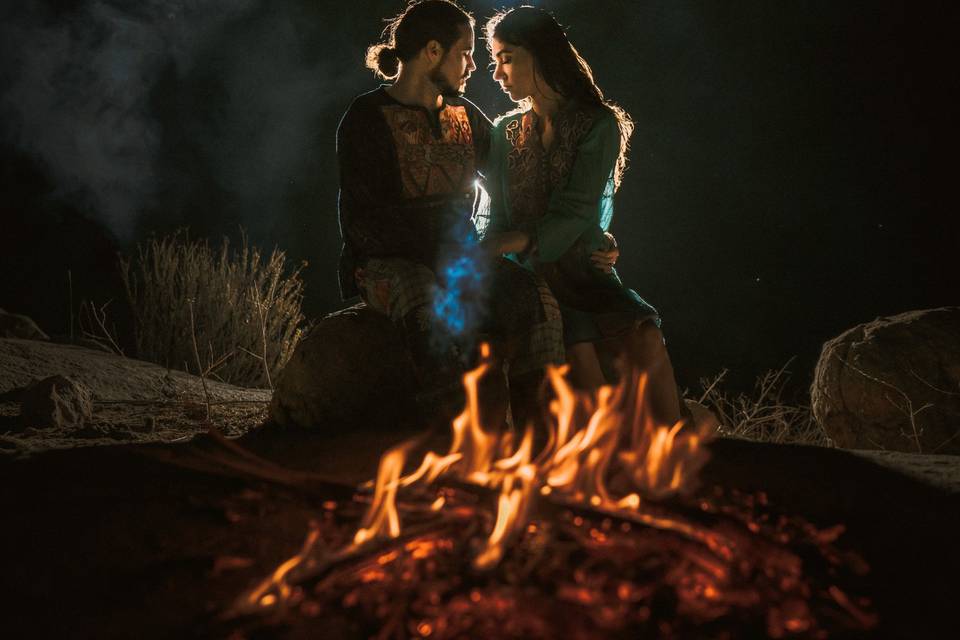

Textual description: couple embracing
[336,1,683,431]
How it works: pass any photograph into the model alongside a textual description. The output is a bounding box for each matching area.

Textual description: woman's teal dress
[483,103,659,346]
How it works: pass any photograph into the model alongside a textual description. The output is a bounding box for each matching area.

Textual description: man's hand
[482,231,531,257]
[590,232,620,274]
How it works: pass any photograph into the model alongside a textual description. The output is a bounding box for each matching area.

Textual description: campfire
[226,346,876,638]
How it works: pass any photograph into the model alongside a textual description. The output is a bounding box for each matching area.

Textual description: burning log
[225,348,877,638]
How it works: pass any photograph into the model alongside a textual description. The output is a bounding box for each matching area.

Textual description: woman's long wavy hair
[486,7,634,189]
[366,1,474,80]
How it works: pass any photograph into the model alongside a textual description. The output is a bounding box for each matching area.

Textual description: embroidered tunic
[485,103,660,344]
[336,87,491,299]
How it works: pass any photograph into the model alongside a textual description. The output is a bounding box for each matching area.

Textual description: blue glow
[431,222,487,340]
[433,254,482,334]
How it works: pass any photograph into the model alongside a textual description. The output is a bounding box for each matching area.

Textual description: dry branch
[697,361,831,446]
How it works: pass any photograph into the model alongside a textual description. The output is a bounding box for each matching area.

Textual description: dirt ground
[0,338,271,456]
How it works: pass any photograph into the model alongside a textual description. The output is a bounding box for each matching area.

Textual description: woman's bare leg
[566,342,607,390]
[621,320,682,426]
[564,323,684,426]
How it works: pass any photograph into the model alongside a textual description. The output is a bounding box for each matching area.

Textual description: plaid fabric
[359,258,462,394]
[358,257,565,382]
[508,274,566,376]
[358,258,435,323]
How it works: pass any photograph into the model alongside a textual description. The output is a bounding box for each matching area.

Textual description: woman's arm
[534,111,620,262]
[590,231,620,274]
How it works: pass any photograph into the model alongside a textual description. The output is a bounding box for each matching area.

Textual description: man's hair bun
[366,44,401,79]
[364,1,474,80]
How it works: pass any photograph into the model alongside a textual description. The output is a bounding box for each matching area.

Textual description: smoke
[0,1,256,238]
[187,2,360,240]
[0,0,356,242]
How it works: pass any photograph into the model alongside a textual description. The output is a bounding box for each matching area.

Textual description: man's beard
[430,67,466,98]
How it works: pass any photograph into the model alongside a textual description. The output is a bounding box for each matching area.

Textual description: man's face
[430,26,476,97]
[491,37,537,103]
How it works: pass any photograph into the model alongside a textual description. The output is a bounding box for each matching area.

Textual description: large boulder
[269,303,417,429]
[20,375,94,430]
[0,308,49,340]
[811,307,960,454]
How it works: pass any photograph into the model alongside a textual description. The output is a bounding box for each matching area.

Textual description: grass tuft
[120,229,304,388]
[695,360,832,447]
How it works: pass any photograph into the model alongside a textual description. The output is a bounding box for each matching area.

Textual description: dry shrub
[120,230,304,388]
[696,361,832,447]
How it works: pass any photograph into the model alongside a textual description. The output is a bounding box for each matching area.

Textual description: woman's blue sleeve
[534,112,620,262]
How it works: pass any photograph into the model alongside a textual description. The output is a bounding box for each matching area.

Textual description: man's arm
[337,102,422,261]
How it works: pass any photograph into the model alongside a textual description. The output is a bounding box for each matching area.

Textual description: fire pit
[225,350,876,639]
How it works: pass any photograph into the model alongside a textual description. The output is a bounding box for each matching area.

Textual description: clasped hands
[481,231,620,274]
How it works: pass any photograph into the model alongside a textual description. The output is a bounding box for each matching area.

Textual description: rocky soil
[0,338,270,457]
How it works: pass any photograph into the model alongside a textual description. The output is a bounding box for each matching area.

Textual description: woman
[482,7,684,427]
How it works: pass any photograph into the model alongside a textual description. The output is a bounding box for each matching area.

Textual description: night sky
[1,0,956,394]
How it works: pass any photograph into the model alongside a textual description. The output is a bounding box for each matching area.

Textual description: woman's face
[490,37,538,103]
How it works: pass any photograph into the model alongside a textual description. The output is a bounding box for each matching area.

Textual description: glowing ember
[229,348,876,638]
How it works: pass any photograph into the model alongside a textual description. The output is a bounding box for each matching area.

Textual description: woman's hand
[590,231,620,273]
[482,231,531,257]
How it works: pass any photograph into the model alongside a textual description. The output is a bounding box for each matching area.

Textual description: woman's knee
[566,341,606,389]
[628,320,667,363]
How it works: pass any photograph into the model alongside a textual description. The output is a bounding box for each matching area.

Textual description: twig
[908,367,960,397]
[697,368,727,404]
[835,354,926,453]
[92,399,270,406]
[206,349,237,376]
[67,269,74,343]
[250,285,274,390]
[78,299,125,356]
[225,494,480,621]
[189,300,212,422]
[933,429,960,454]
[141,431,354,500]
[237,347,263,361]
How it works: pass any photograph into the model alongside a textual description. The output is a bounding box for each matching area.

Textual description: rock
[0,308,49,340]
[0,338,272,403]
[811,307,960,454]
[20,375,94,430]
[684,399,720,434]
[269,303,417,429]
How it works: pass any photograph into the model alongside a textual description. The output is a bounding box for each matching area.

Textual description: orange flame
[362,348,713,571]
[354,442,409,546]
[241,343,716,612]
[353,347,714,570]
[244,524,321,610]
[473,463,537,569]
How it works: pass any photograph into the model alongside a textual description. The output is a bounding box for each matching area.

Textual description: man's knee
[360,258,436,321]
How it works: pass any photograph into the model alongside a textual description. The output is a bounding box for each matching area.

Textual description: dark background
[1,0,956,394]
